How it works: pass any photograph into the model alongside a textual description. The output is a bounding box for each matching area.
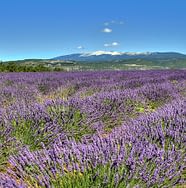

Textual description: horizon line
[1,50,186,62]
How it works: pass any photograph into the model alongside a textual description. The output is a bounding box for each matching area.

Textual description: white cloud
[104,43,111,47]
[104,42,119,47]
[112,42,119,46]
[103,20,124,26]
[102,28,112,33]
[77,46,84,49]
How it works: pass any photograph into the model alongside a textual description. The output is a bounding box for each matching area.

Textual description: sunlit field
[0,70,185,187]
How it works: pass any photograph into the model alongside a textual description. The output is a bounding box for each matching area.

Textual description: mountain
[3,51,186,71]
[52,51,186,62]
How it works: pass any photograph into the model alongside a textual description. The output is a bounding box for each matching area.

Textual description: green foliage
[0,62,64,72]
[60,86,78,99]
[47,105,95,141]
[51,163,143,188]
[1,58,186,72]
[38,83,50,94]
[76,59,186,70]
[0,138,16,172]
[80,89,97,98]
[11,119,52,151]
[23,164,44,187]
[0,122,17,172]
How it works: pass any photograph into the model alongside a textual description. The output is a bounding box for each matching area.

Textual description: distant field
[0,70,185,187]
[1,58,186,72]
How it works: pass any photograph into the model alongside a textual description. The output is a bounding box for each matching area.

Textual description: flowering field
[0,70,185,188]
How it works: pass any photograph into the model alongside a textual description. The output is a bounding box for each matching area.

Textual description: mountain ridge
[52,51,186,62]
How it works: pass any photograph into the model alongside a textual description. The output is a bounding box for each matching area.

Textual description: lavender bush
[0,70,185,187]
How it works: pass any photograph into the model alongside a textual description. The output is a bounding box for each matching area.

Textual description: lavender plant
[0,70,185,187]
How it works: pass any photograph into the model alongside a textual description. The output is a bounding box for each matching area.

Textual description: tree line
[0,62,63,72]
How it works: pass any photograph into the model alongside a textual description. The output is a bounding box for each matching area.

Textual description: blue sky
[0,0,186,60]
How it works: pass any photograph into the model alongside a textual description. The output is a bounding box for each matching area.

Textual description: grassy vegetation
[75,59,186,70]
[0,62,64,72]
[47,105,95,141]
[1,58,186,72]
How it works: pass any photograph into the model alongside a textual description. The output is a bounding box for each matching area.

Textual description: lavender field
[0,70,185,187]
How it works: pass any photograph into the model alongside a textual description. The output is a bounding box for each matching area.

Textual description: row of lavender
[0,70,185,187]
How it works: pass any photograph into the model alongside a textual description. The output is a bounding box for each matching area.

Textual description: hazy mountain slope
[52,51,186,62]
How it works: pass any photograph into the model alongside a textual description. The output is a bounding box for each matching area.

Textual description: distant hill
[2,51,186,71]
[52,51,186,62]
